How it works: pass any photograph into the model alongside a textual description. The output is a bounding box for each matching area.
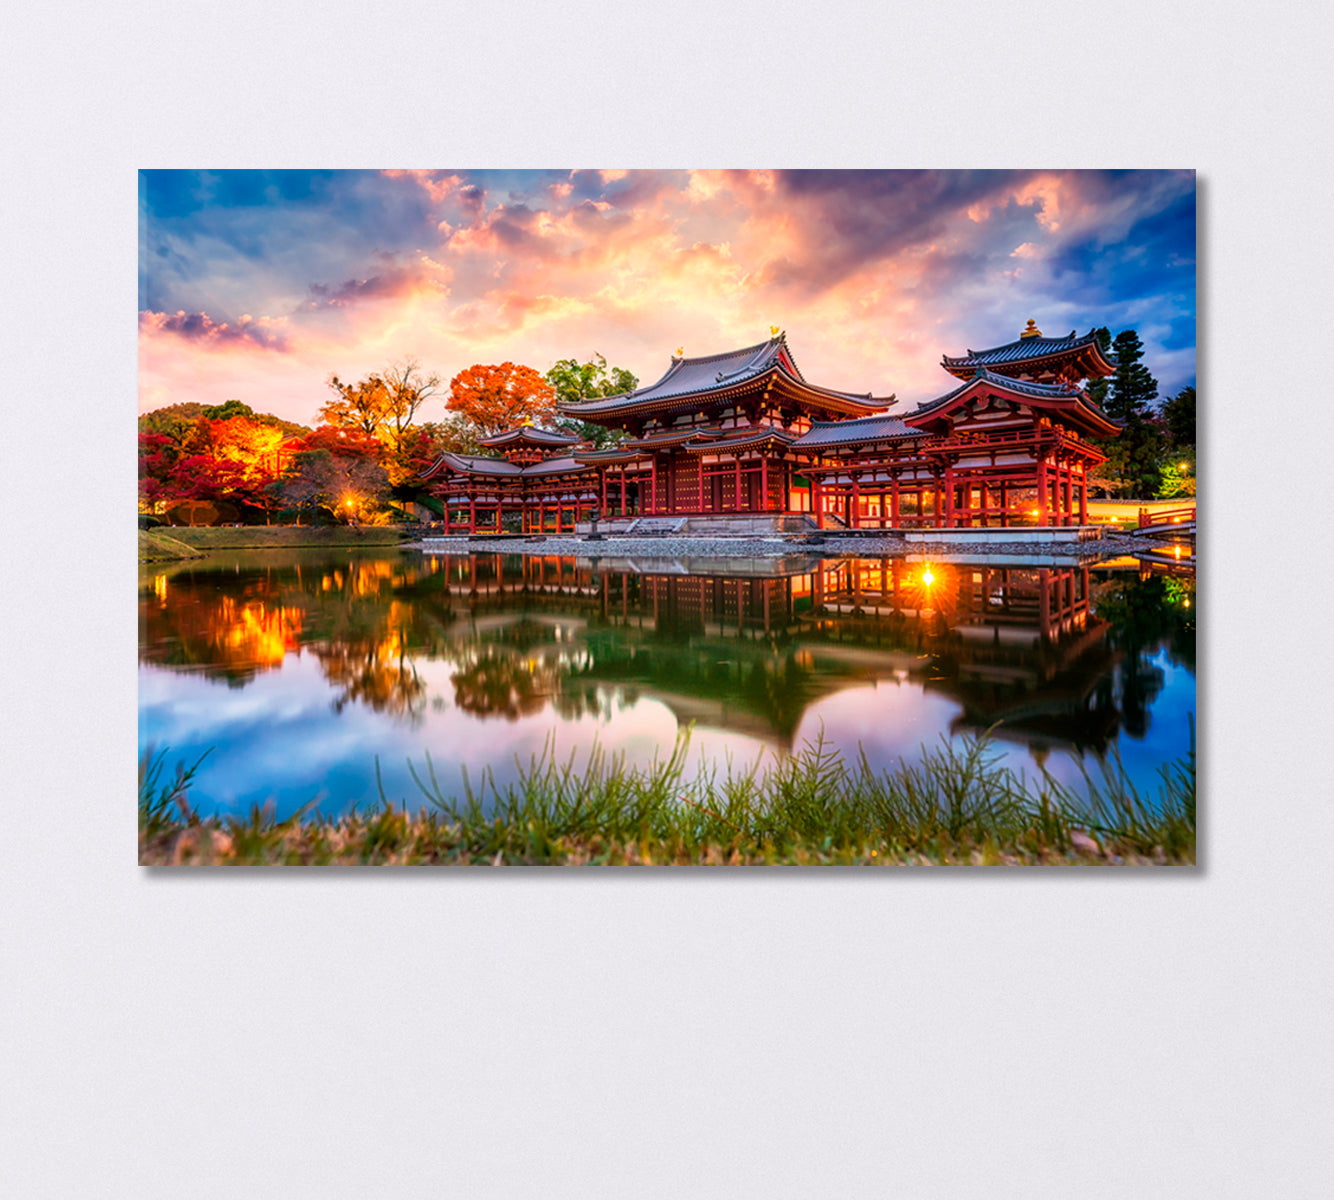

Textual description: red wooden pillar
[890,478,900,528]
[943,468,954,528]
[1037,460,1048,525]
[600,470,607,518]
[812,475,823,529]
[650,458,657,514]
[1079,464,1088,524]
[851,476,861,529]
[760,457,769,512]
[734,457,742,511]
[468,492,476,534]
[1064,467,1074,527]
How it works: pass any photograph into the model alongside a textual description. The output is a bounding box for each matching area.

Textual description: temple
[420,322,1119,532]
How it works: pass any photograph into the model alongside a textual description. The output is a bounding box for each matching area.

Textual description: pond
[139,547,1196,819]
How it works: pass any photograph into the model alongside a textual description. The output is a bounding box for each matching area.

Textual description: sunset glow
[139,169,1196,425]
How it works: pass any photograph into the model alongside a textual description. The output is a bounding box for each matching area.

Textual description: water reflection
[139,548,1194,814]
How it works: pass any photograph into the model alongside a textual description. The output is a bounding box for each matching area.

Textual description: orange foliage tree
[446,363,557,436]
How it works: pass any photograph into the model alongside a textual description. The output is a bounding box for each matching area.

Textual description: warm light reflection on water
[139,547,1196,818]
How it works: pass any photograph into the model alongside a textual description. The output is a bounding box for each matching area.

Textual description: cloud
[139,309,290,351]
[138,169,1197,424]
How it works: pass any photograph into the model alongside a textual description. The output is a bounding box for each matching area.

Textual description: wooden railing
[1138,505,1196,528]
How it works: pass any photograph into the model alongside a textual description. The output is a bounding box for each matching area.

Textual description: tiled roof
[559,335,888,418]
[903,369,1122,436]
[422,452,590,479]
[517,455,592,477]
[792,415,926,449]
[477,425,580,447]
[425,452,523,478]
[683,426,798,453]
[941,329,1116,377]
[909,369,1080,417]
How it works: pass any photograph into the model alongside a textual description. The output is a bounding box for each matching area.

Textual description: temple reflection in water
[424,552,1133,756]
[139,548,1194,812]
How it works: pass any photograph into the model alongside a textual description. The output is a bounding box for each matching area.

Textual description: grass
[139,727,1196,866]
[138,529,206,562]
[146,525,414,551]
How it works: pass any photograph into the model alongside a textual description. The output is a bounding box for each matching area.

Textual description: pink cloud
[139,309,290,351]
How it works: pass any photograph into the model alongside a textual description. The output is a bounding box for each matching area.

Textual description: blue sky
[139,169,1196,424]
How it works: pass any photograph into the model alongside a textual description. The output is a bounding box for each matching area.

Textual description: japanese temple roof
[519,455,592,477]
[421,451,590,480]
[572,445,638,465]
[792,415,926,450]
[476,424,580,448]
[559,335,891,421]
[682,426,797,453]
[424,452,523,478]
[941,328,1116,380]
[905,369,1122,437]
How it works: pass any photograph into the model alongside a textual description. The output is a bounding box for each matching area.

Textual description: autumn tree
[546,354,637,449]
[277,445,389,524]
[446,362,557,435]
[322,358,441,445]
[138,432,179,511]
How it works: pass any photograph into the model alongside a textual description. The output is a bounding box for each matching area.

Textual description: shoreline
[407,529,1171,561]
[139,523,1190,565]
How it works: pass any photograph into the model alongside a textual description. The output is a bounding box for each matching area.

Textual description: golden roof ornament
[770,325,781,337]
[675,346,684,357]
[1020,318,1042,339]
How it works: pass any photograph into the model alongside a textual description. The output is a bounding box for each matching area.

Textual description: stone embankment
[412,529,1163,561]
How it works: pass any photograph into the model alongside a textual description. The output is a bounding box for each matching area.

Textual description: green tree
[1089,328,1165,497]
[1085,327,1112,408]
[1162,385,1196,449]
[1105,329,1159,423]
[202,399,256,421]
[546,354,638,449]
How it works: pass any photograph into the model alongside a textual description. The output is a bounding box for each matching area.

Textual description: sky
[138,169,1196,427]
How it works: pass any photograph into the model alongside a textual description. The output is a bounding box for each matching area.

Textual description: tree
[1084,327,1112,409]
[321,375,389,438]
[546,354,638,448]
[446,362,557,435]
[1088,328,1166,498]
[1162,385,1196,449]
[321,357,441,446]
[276,448,389,524]
[1104,329,1159,424]
[1155,459,1196,500]
[202,399,257,422]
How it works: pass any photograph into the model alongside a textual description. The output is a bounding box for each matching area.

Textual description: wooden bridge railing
[1138,505,1196,528]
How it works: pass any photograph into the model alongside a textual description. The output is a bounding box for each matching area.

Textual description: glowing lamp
[922,567,935,587]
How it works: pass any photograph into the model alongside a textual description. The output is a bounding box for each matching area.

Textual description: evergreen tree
[1085,327,1112,408]
[1104,329,1159,423]
[1162,385,1196,449]
[1089,328,1166,497]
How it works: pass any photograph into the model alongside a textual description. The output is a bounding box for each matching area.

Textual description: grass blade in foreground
[139,728,1196,866]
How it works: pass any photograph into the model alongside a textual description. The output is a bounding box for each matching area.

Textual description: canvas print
[138,169,1196,866]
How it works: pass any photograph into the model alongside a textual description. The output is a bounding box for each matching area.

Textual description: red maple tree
[446,362,557,435]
